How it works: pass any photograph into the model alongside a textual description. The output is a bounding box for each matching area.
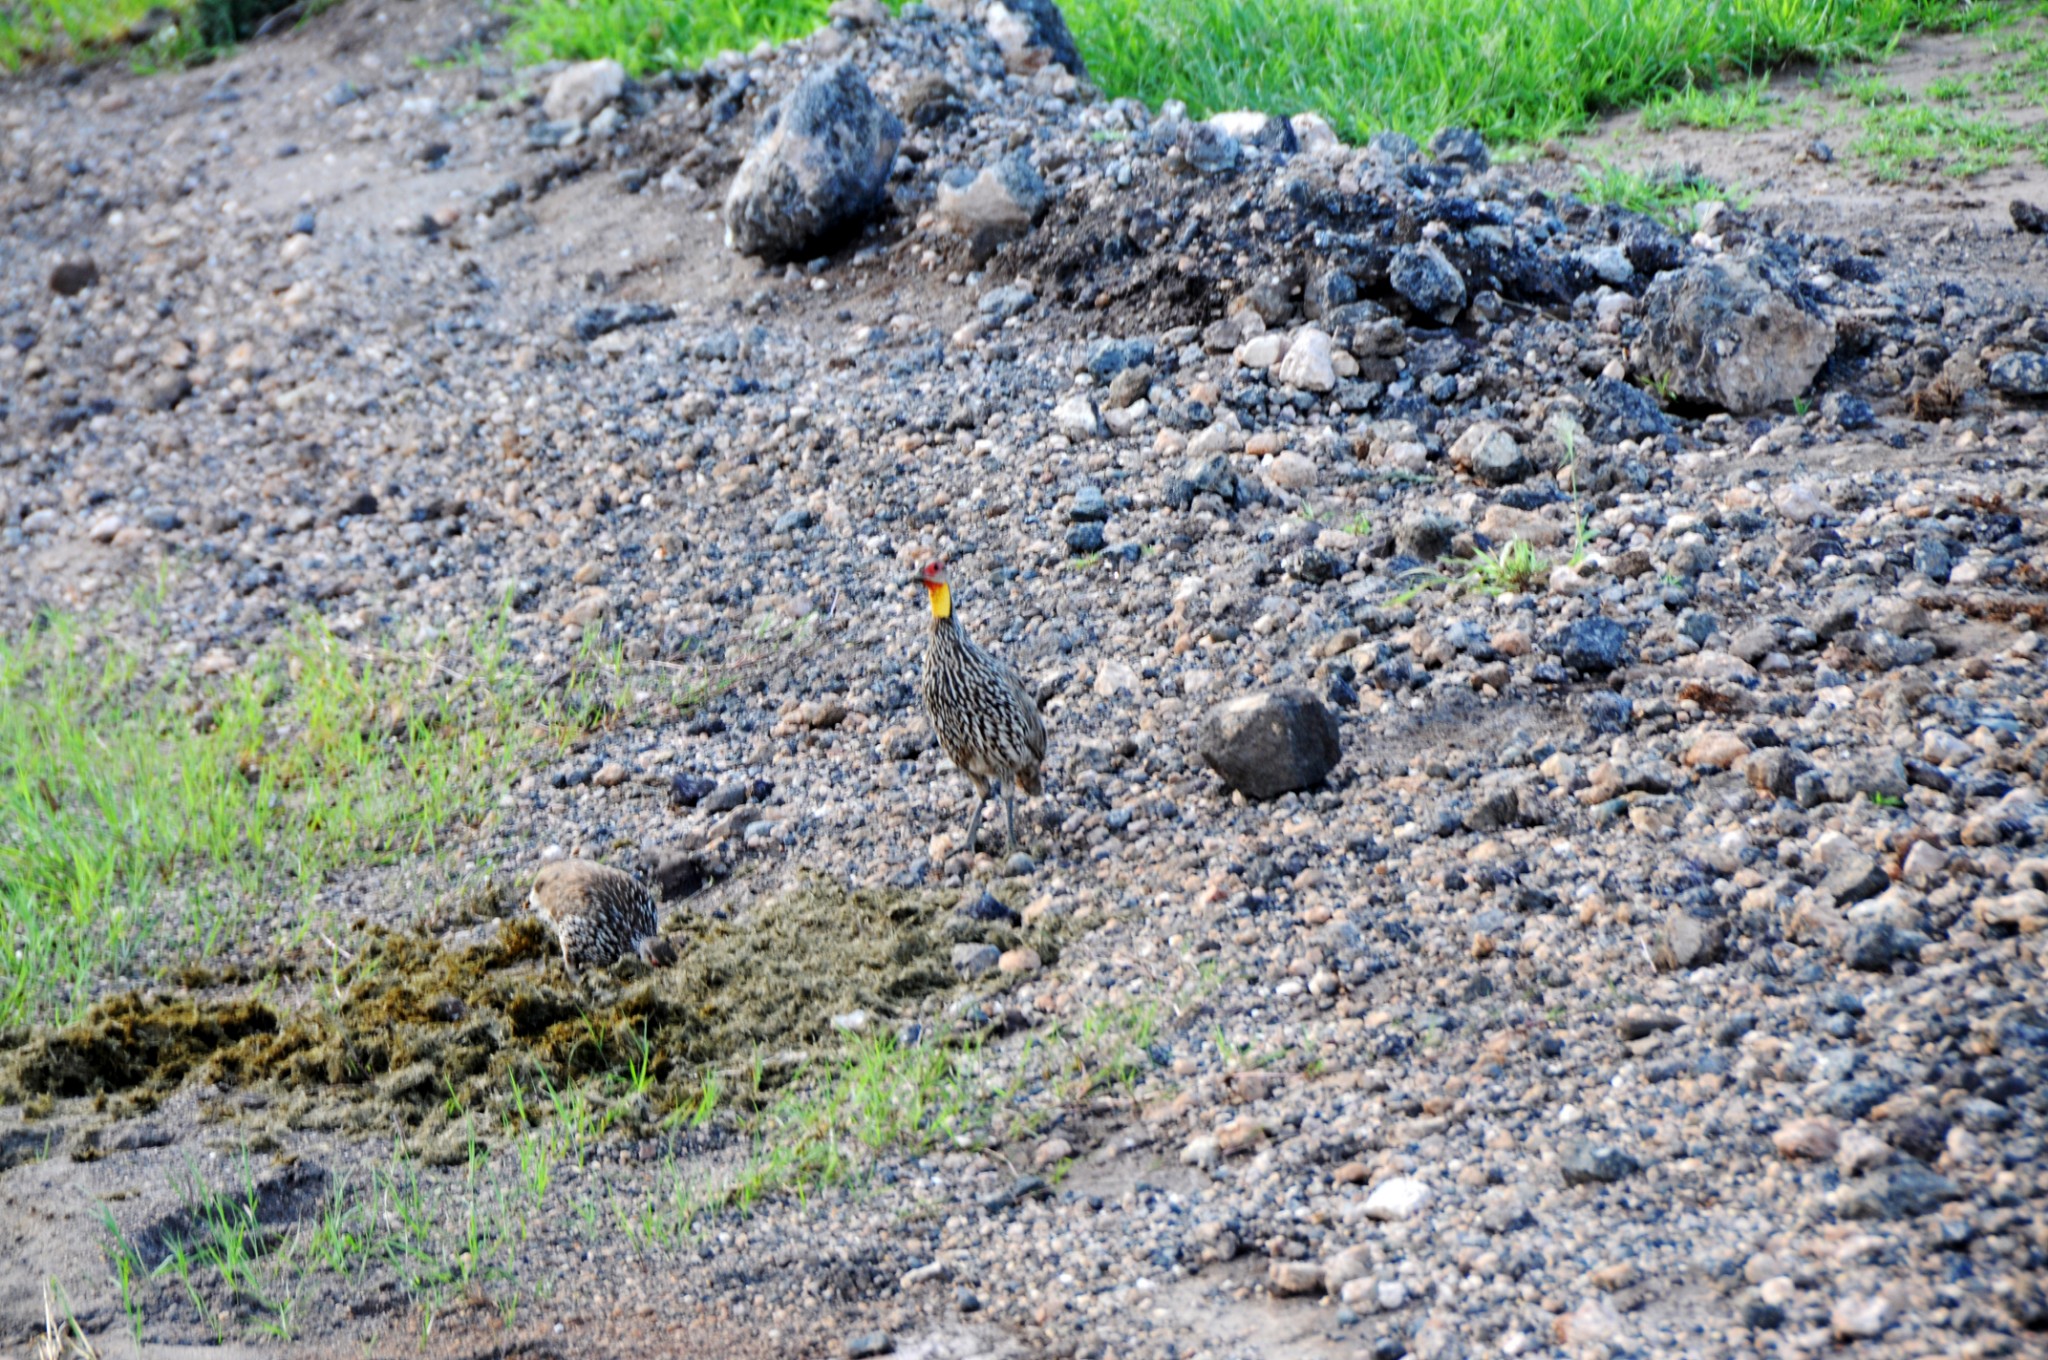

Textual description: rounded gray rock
[1198,687,1341,801]
[1389,242,1466,322]
[724,62,903,263]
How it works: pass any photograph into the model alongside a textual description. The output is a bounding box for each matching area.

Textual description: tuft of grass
[627,1033,993,1227]
[0,611,571,1027]
[1462,539,1551,596]
[0,0,162,68]
[1641,77,1787,132]
[502,0,842,76]
[494,0,1973,144]
[0,0,313,70]
[1835,73,1911,104]
[1060,0,1969,144]
[1854,101,2044,179]
[1576,162,1735,229]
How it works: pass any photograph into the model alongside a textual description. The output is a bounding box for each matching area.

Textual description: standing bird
[527,859,677,982]
[912,559,1047,856]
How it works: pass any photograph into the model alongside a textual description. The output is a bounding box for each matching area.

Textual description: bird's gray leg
[561,945,580,987]
[960,776,988,856]
[1003,778,1020,855]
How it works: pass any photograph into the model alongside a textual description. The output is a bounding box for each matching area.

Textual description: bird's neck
[926,583,952,621]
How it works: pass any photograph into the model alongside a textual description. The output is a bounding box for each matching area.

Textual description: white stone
[1094,660,1138,696]
[1052,393,1102,439]
[1338,1276,1380,1309]
[1289,111,1341,157]
[1237,333,1286,369]
[935,157,1046,241]
[1772,482,1827,522]
[1362,1176,1432,1221]
[543,59,626,125]
[1206,110,1272,139]
[1901,840,1949,887]
[1836,1128,1894,1176]
[1831,1293,1890,1341]
[1274,327,1337,392]
[1187,421,1235,458]
[1923,729,1973,766]
[1560,1295,1624,1345]
[1263,450,1317,490]
[1579,245,1633,285]
[1322,1245,1371,1294]
[1548,564,1595,596]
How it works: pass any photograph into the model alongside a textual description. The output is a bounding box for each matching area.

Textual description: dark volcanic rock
[1557,617,1628,674]
[1388,242,1466,322]
[1198,688,1341,800]
[571,302,675,342]
[724,62,903,263]
[1561,1141,1639,1186]
[49,258,99,296]
[1836,1163,1960,1221]
[1470,433,1534,487]
[1585,376,1671,442]
[1428,127,1489,172]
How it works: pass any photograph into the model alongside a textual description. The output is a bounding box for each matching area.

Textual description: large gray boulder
[724,63,902,263]
[1199,688,1341,800]
[1634,254,1836,414]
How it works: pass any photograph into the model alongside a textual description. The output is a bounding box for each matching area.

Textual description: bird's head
[527,860,566,922]
[912,559,952,619]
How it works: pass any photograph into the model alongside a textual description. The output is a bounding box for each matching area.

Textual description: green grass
[0,610,573,1027]
[1575,162,1735,228]
[0,0,159,67]
[1461,539,1551,595]
[0,0,306,70]
[491,0,1972,143]
[1062,0,1968,144]
[1640,76,1788,132]
[1854,100,2046,178]
[1836,73,1912,104]
[503,0,842,76]
[97,1035,1001,1343]
[712,1034,987,1214]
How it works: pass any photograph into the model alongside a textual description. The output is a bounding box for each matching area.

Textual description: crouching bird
[528,859,677,983]
[911,559,1047,856]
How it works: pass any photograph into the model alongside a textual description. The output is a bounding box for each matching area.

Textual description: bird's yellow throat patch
[926,583,952,619]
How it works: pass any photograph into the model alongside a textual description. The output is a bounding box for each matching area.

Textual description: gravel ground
[2,2,2047,1358]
